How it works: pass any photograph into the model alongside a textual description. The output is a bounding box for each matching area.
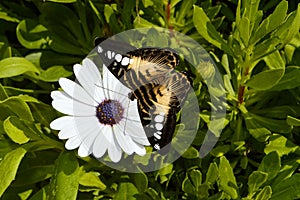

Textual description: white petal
[52,99,95,116]
[51,91,70,101]
[102,126,122,162]
[50,116,73,130]
[132,143,146,156]
[59,78,95,106]
[113,126,134,155]
[125,99,142,122]
[58,127,78,139]
[65,136,81,150]
[103,64,118,98]
[93,130,108,158]
[119,120,150,146]
[73,59,105,103]
[114,125,147,156]
[78,144,90,157]
[108,141,122,163]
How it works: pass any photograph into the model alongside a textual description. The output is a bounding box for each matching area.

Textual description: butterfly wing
[96,41,191,153]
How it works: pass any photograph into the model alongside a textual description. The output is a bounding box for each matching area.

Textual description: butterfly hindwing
[96,41,191,153]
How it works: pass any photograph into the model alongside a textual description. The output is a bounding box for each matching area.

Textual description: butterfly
[95,38,191,154]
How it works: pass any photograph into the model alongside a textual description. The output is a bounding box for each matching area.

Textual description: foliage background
[0,0,300,199]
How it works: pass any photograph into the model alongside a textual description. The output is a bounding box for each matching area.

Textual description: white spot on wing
[97,46,103,53]
[154,144,160,150]
[107,50,111,59]
[154,132,161,139]
[155,123,163,131]
[154,115,164,123]
[121,57,130,66]
[115,54,122,62]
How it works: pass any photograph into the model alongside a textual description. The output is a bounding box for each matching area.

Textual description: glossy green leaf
[237,17,250,45]
[245,69,284,91]
[0,57,40,78]
[272,4,300,46]
[219,156,239,199]
[248,171,268,194]
[189,169,202,189]
[254,186,272,200]
[182,173,194,193]
[115,182,139,200]
[16,19,49,49]
[258,151,280,181]
[48,151,80,200]
[287,115,300,126]
[271,174,300,200]
[263,50,285,69]
[250,1,288,45]
[270,66,300,91]
[3,116,30,144]
[132,172,148,192]
[0,97,34,121]
[79,171,106,191]
[265,134,299,156]
[205,162,219,184]
[193,5,233,55]
[0,147,27,197]
[0,11,20,23]
[39,66,72,82]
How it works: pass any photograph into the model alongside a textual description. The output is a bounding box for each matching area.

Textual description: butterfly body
[96,40,191,153]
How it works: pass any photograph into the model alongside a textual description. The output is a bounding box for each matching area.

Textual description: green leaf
[254,186,272,200]
[132,172,148,192]
[263,50,285,70]
[250,1,288,45]
[79,171,106,191]
[265,134,299,156]
[269,66,300,91]
[271,174,300,200]
[219,156,239,199]
[28,186,47,200]
[193,5,233,56]
[16,19,49,49]
[0,57,40,78]
[287,115,300,126]
[237,17,250,45]
[13,165,54,187]
[44,0,76,2]
[182,173,194,193]
[0,147,27,197]
[182,146,199,158]
[3,116,30,144]
[189,169,202,190]
[39,65,72,82]
[205,162,219,184]
[242,0,260,32]
[0,97,34,121]
[210,145,231,157]
[258,151,280,181]
[48,151,80,200]
[272,3,300,46]
[248,171,268,194]
[115,182,139,200]
[244,112,291,135]
[245,69,284,91]
[0,11,20,23]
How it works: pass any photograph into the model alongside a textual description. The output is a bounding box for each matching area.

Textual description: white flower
[50,58,150,163]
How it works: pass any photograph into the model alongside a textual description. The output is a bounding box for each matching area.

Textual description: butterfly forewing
[96,40,191,153]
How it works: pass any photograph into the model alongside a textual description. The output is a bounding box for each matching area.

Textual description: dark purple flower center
[96,99,124,126]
